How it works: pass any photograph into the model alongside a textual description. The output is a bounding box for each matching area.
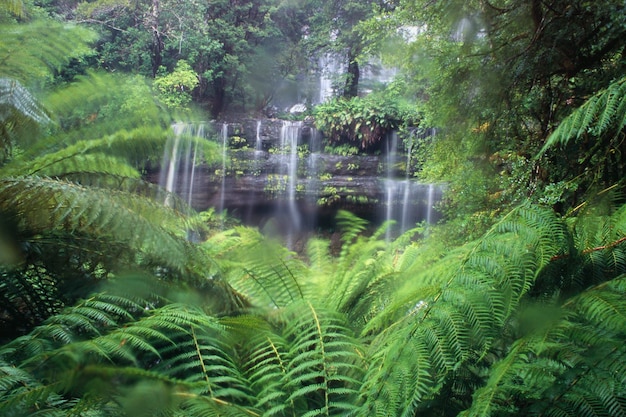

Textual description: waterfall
[160,122,205,208]
[279,120,303,247]
[426,184,436,225]
[255,120,262,150]
[157,119,443,245]
[163,135,180,205]
[381,130,442,240]
[400,134,414,232]
[219,123,228,216]
[384,131,399,241]
[318,54,343,103]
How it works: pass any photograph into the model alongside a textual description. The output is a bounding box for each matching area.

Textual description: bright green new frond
[205,227,307,309]
[336,210,369,245]
[23,153,140,179]
[43,72,169,140]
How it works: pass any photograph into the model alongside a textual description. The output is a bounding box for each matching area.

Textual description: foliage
[314,85,420,148]
[536,76,626,208]
[3,198,626,416]
[0,5,229,340]
[154,60,200,110]
[0,20,96,84]
[67,0,287,115]
[368,0,626,224]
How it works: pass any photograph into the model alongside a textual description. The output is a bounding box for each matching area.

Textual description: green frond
[460,275,626,417]
[205,227,308,309]
[0,176,214,277]
[0,78,49,160]
[0,21,96,83]
[540,76,626,154]
[305,213,398,327]
[281,302,364,416]
[358,205,570,416]
[335,210,369,244]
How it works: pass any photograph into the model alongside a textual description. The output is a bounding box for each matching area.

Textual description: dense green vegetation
[1,0,625,416]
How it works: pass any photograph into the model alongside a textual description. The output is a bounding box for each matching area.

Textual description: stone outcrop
[148,118,443,233]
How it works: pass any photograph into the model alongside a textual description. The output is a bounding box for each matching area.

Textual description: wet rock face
[148,118,443,232]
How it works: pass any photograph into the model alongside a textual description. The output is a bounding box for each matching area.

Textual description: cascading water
[384,131,399,241]
[162,135,180,206]
[400,134,414,232]
[318,54,343,103]
[219,123,228,216]
[255,120,262,151]
[157,118,442,247]
[426,184,436,225]
[160,122,205,208]
[279,121,303,246]
[381,129,442,240]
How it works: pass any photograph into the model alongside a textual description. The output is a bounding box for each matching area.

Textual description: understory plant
[314,83,421,149]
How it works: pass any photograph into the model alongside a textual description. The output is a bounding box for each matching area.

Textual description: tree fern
[306,216,396,327]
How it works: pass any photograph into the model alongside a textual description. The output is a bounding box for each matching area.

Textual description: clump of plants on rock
[313,85,421,149]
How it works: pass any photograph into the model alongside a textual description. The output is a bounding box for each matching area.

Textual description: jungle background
[1,0,626,416]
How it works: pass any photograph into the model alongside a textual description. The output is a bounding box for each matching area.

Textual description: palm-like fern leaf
[358,205,569,416]
[242,301,364,417]
[0,176,209,272]
[460,275,626,417]
[0,21,95,83]
[540,76,626,154]
[205,227,308,309]
[0,78,50,160]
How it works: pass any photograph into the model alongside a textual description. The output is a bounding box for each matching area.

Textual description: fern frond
[0,77,49,160]
[281,302,363,416]
[205,227,308,309]
[460,275,626,417]
[0,21,95,83]
[0,176,215,278]
[358,205,569,416]
[0,78,50,125]
[540,76,626,154]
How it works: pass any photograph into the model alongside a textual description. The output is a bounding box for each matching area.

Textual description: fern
[204,227,308,309]
[244,301,364,417]
[357,205,569,416]
[0,21,95,83]
[460,276,626,417]
[540,76,626,154]
[0,78,50,161]
[0,176,213,276]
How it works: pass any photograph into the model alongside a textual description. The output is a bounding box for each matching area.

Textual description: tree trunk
[343,48,359,98]
[148,0,163,77]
